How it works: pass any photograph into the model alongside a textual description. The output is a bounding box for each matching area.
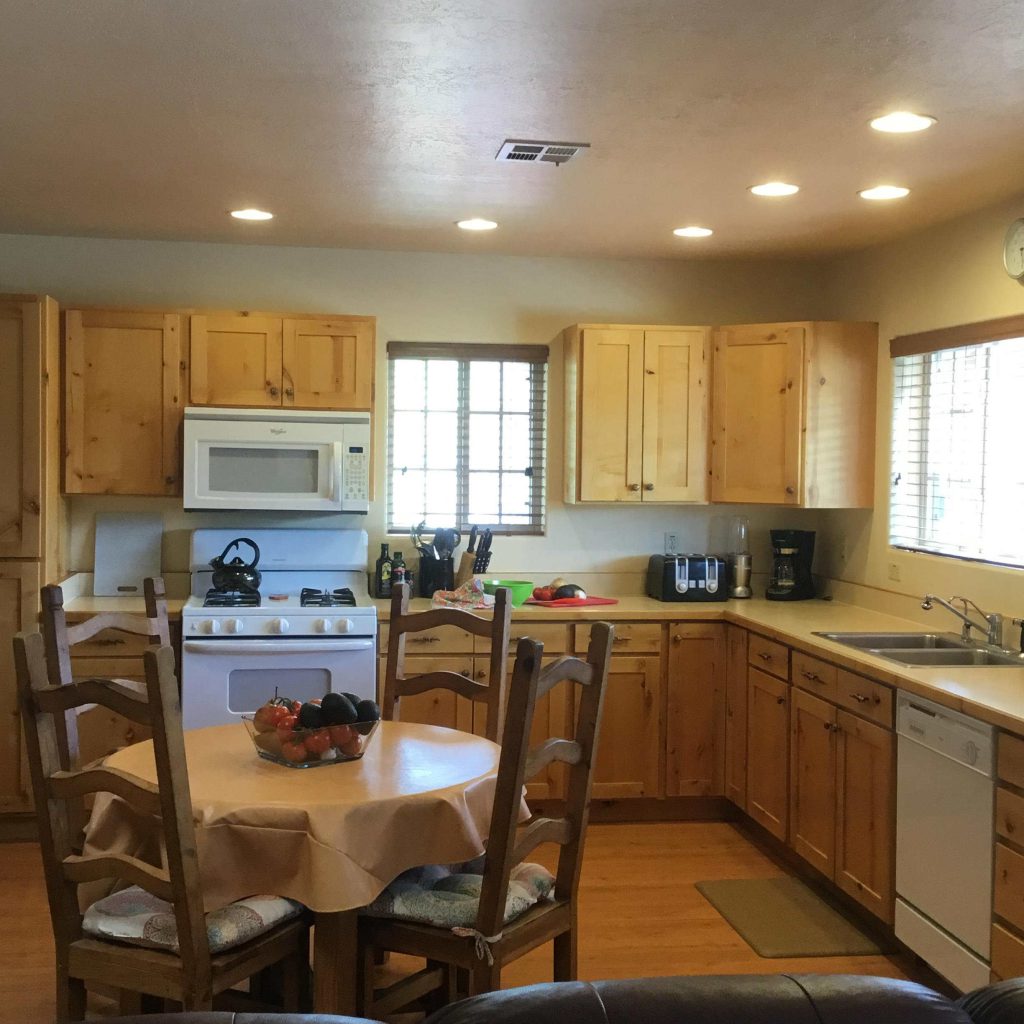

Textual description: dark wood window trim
[890,313,1024,358]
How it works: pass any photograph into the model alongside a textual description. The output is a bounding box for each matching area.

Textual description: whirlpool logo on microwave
[270,428,288,435]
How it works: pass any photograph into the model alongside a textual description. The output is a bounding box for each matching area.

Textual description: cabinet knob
[165,475,176,486]
[776,696,786,705]
[269,385,280,398]
[628,483,640,492]
[673,634,682,643]
[285,386,294,398]
[643,483,654,491]
[785,486,795,495]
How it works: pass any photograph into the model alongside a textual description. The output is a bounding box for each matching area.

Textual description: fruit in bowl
[246,694,381,767]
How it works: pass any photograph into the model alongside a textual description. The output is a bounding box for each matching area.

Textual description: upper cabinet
[64,309,184,496]
[710,321,877,507]
[190,313,375,410]
[564,324,709,503]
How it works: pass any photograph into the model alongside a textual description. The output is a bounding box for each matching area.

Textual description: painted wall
[0,233,830,588]
[818,190,1024,627]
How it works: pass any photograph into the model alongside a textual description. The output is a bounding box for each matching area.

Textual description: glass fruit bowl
[243,716,378,768]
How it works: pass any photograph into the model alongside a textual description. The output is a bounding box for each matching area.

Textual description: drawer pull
[1007,818,1016,835]
[776,696,786,705]
[410,636,441,644]
[758,652,772,661]
[850,692,871,703]
[95,637,127,647]
[613,636,628,644]
[801,670,823,683]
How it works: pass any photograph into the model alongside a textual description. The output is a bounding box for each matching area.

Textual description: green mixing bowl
[482,579,534,607]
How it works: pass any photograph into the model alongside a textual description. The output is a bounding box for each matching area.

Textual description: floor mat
[695,876,889,957]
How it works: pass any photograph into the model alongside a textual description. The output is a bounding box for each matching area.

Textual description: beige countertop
[64,595,188,619]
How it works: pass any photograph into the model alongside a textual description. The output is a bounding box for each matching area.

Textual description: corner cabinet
[564,324,709,503]
[190,313,375,410]
[710,321,877,507]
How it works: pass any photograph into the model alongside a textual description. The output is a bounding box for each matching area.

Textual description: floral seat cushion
[83,885,303,954]
[361,856,555,929]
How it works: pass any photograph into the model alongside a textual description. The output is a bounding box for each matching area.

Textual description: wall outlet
[664,532,679,556]
[888,561,901,582]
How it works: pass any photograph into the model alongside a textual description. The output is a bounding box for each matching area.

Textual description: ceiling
[3,0,1024,260]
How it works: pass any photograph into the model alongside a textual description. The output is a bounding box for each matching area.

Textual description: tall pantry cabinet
[0,295,64,813]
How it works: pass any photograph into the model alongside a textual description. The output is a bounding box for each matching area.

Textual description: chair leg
[468,961,501,996]
[355,938,378,1016]
[182,990,214,1012]
[423,960,457,1013]
[282,929,312,1011]
[55,968,86,1024]
[553,926,577,981]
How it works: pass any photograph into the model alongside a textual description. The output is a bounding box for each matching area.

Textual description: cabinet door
[282,318,374,410]
[789,687,837,877]
[65,309,183,496]
[710,323,805,504]
[377,655,474,732]
[746,666,790,840]
[641,328,709,502]
[577,328,645,501]
[0,562,39,812]
[724,624,748,808]
[666,624,725,796]
[835,709,894,922]
[190,314,283,407]
[0,297,47,558]
[592,655,660,799]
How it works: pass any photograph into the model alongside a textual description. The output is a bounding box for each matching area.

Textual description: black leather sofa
[95,972,1024,1024]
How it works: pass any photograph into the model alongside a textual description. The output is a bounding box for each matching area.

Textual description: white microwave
[183,407,371,513]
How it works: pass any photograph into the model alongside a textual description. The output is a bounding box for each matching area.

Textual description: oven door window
[228,667,331,712]
[209,446,321,495]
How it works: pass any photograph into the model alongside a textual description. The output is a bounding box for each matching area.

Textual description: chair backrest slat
[511,815,573,865]
[49,765,162,815]
[62,853,174,901]
[524,738,582,781]
[35,678,153,724]
[383,583,513,741]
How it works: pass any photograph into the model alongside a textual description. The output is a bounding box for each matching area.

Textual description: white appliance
[895,691,995,992]
[181,528,378,729]
[183,406,371,513]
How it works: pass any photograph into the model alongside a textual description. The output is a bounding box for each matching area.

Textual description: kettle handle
[218,536,261,568]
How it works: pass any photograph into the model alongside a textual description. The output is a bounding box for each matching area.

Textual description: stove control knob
[314,618,332,633]
[336,618,354,634]
[202,619,221,635]
[225,618,244,634]
[271,618,290,634]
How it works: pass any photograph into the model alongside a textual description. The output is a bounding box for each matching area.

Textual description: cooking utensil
[472,529,493,573]
[467,525,478,553]
[210,537,262,594]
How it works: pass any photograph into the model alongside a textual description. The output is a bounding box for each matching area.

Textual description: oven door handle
[183,639,374,655]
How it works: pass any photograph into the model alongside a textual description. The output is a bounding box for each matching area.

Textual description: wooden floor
[1,821,919,1021]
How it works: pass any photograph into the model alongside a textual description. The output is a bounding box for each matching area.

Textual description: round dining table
[86,719,507,1015]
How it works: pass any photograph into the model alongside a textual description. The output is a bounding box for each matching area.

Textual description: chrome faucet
[921,594,1003,646]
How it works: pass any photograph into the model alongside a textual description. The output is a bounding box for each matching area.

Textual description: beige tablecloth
[86,721,506,912]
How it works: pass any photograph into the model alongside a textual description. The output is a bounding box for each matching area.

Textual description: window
[387,342,548,534]
[889,319,1024,567]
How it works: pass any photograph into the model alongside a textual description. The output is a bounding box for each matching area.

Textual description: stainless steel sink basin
[813,630,1024,668]
[814,631,966,650]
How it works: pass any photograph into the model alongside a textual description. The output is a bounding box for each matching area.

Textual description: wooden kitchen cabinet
[64,308,184,495]
[789,687,837,877]
[665,623,726,797]
[723,623,748,808]
[746,666,790,840]
[191,313,375,410]
[710,321,877,507]
[835,709,894,921]
[375,654,474,733]
[564,323,709,503]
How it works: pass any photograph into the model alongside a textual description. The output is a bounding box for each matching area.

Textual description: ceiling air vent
[495,139,590,166]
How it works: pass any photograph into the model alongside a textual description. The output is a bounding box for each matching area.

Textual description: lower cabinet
[790,688,837,876]
[992,731,1024,979]
[746,666,790,840]
[723,624,748,808]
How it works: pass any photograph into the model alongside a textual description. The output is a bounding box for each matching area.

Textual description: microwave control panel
[344,445,369,501]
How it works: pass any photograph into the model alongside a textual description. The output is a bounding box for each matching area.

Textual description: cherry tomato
[304,728,331,755]
[280,739,308,763]
[339,735,363,757]
[276,713,299,742]
[254,703,288,733]
[328,724,355,747]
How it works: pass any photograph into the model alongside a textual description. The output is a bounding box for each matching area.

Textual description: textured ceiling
[2,0,1024,258]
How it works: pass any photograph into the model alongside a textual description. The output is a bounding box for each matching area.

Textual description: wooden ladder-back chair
[14,633,311,1022]
[359,622,615,1016]
[383,582,513,741]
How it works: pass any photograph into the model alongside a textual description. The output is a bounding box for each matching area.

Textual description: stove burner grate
[300,587,356,608]
[203,589,260,608]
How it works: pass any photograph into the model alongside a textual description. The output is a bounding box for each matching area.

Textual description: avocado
[321,692,359,725]
[298,701,324,729]
[553,584,587,600]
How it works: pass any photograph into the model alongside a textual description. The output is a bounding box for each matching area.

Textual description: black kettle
[210,537,262,594]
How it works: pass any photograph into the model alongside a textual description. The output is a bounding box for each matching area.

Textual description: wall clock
[1004,217,1024,279]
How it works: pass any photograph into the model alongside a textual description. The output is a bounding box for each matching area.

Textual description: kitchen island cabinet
[564,323,709,504]
[710,321,877,507]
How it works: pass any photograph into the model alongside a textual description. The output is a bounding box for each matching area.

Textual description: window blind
[890,335,1024,567]
[387,344,548,535]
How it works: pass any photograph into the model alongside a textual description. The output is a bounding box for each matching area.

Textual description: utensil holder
[455,551,476,587]
[418,554,454,597]
[472,551,492,574]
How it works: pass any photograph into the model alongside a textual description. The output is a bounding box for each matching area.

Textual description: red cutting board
[523,596,619,607]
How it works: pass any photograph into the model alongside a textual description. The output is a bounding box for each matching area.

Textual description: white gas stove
[181,528,378,729]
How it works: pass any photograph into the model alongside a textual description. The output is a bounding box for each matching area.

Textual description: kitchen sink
[813,631,1024,668]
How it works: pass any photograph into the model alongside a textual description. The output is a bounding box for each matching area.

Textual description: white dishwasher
[895,691,995,993]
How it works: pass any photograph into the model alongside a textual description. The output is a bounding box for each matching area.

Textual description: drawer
[498,623,569,656]
[70,656,146,684]
[995,841,1024,932]
[69,629,157,658]
[748,633,788,680]
[999,732,1024,789]
[791,650,837,701]
[992,922,1024,981]
[575,622,661,654]
[379,623,474,654]
[997,786,1024,846]
[835,669,894,728]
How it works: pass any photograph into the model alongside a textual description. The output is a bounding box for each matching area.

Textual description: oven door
[181,637,377,729]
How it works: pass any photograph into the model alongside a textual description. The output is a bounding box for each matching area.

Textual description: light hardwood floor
[0,821,917,1021]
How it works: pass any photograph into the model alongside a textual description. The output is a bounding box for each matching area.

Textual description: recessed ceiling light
[870,111,936,133]
[456,218,498,231]
[859,185,910,200]
[673,226,713,237]
[230,208,273,221]
[749,182,800,197]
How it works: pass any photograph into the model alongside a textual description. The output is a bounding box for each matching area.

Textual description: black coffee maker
[766,529,816,601]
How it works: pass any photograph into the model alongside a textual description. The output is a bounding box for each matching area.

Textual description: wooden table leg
[313,909,359,1015]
